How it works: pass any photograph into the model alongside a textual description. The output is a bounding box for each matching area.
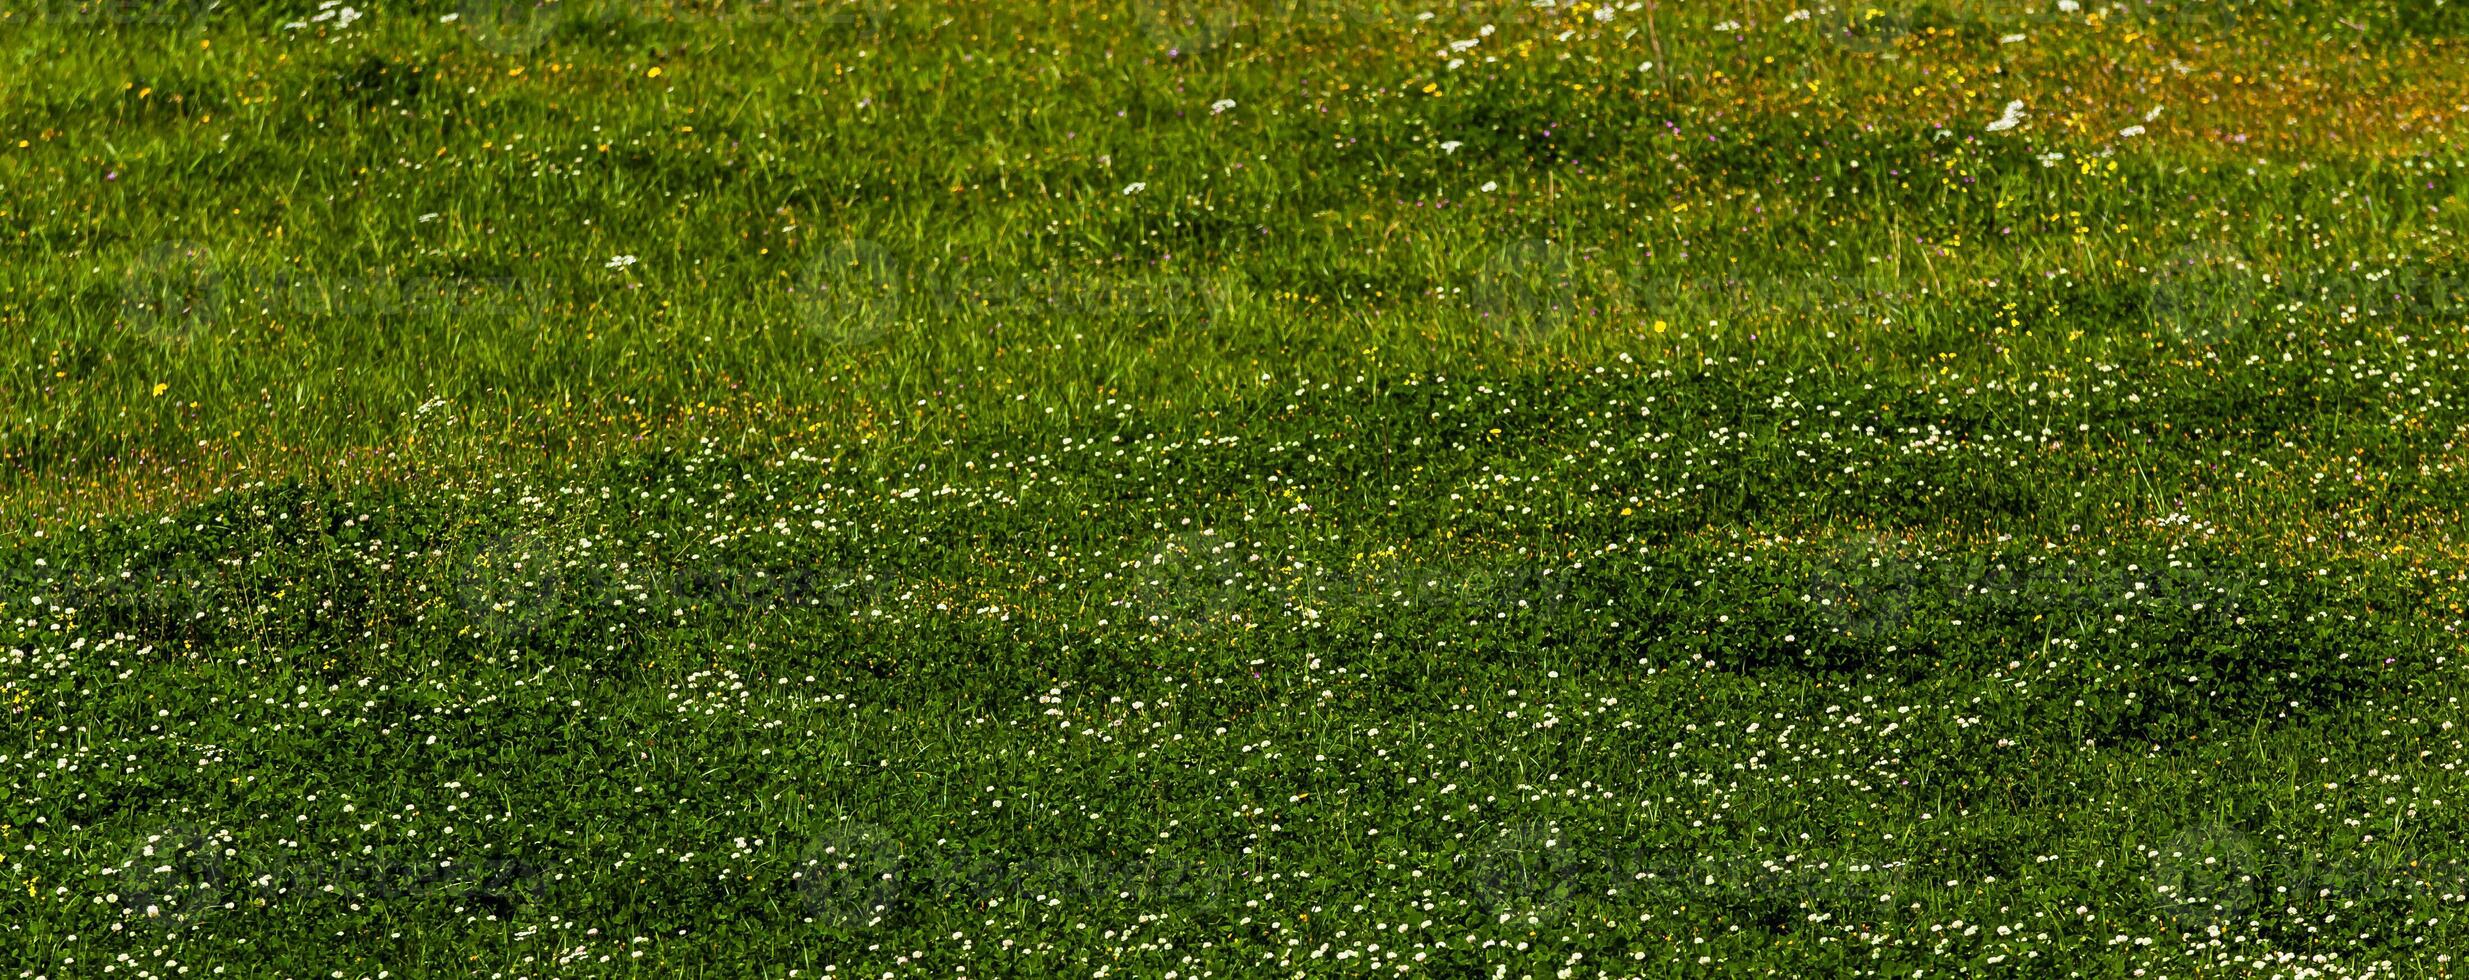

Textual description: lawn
[6,0,2469,975]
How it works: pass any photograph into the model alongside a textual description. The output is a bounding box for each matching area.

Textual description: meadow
[6,0,2469,975]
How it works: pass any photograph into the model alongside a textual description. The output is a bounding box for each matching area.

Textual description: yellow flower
[151,382,168,397]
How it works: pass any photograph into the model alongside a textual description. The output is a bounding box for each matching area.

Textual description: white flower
[1985,100,2026,133]
[1638,61,1655,72]
[2057,0,2080,10]
[1784,9,1811,22]
[1480,181,1499,193]
[2145,105,2166,121]
[308,1,363,27]
[437,11,460,22]
[1439,141,1463,154]
[1210,99,1236,115]
[417,212,440,223]
[1999,33,2027,44]
[605,255,639,270]
[1712,20,1740,32]
[1122,182,1147,195]
[2118,125,2146,138]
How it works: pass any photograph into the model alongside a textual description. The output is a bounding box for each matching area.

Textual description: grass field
[7,0,2469,975]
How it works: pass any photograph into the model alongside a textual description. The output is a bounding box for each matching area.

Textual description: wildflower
[2118,125,2145,138]
[1122,182,1147,195]
[606,255,639,270]
[1210,99,1236,115]
[1480,181,1499,193]
[1439,141,1463,154]
[1985,100,2026,133]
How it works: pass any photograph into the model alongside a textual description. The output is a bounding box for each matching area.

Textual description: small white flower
[605,255,639,270]
[2057,0,2080,10]
[1784,9,1811,22]
[1480,181,1499,193]
[2118,124,2146,138]
[418,212,440,223]
[1985,100,2026,133]
[1711,20,1741,32]
[1637,61,1654,72]
[1439,141,1463,154]
[1210,99,1236,115]
[1999,33,2027,44]
[2145,105,2166,121]
[438,11,460,22]
[1122,182,1147,195]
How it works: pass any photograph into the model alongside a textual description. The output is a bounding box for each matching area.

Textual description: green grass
[6,0,2469,975]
